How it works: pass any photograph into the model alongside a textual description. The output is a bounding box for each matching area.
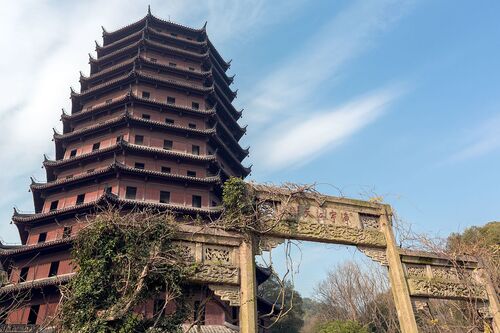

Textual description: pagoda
[0,8,268,331]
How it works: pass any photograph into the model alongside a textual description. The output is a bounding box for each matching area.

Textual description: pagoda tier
[52,111,249,176]
[63,88,245,140]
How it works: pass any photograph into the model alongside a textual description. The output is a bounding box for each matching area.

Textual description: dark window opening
[212,200,218,207]
[170,32,178,37]
[76,193,85,205]
[49,200,59,212]
[125,186,137,200]
[69,149,77,158]
[187,170,197,177]
[192,195,202,208]
[168,62,177,67]
[161,166,171,173]
[65,175,73,179]
[27,304,39,325]
[142,114,151,120]
[165,118,174,124]
[37,232,47,243]
[188,123,197,129]
[116,135,123,143]
[191,102,199,110]
[87,169,95,173]
[63,226,72,239]
[19,267,29,282]
[163,140,173,150]
[188,67,195,71]
[134,162,145,169]
[48,261,59,277]
[135,135,144,145]
[159,191,170,204]
[192,145,200,155]
[142,91,150,99]
[104,185,113,194]
[92,142,100,151]
[167,96,175,104]
[150,58,157,63]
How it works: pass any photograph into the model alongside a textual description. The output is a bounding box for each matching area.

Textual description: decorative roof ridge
[0,273,75,294]
[92,38,208,65]
[74,69,213,97]
[13,192,222,224]
[44,141,216,168]
[214,81,239,108]
[33,159,221,191]
[212,134,251,174]
[147,26,208,47]
[102,8,205,42]
[80,57,136,81]
[81,55,211,84]
[213,93,242,123]
[97,29,144,52]
[129,91,215,115]
[207,38,230,69]
[0,236,76,256]
[65,93,214,120]
[215,120,248,156]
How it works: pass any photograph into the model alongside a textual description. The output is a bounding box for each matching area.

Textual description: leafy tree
[258,275,304,333]
[447,221,499,253]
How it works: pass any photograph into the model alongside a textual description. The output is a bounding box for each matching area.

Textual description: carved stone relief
[405,264,428,279]
[203,245,233,265]
[191,264,239,285]
[209,285,240,306]
[359,214,380,230]
[268,220,386,247]
[407,278,488,300]
[357,246,388,266]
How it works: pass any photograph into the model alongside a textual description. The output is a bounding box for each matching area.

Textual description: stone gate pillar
[239,236,258,333]
[380,207,419,333]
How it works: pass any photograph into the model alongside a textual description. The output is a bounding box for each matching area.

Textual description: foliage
[57,209,195,333]
[221,177,256,230]
[317,320,369,333]
[258,275,304,333]
[447,221,500,253]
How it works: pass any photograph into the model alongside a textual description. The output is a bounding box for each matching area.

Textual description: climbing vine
[57,209,196,333]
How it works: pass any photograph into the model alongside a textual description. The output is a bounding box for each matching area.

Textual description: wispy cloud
[245,0,414,126]
[253,86,405,169]
[244,0,414,171]
[446,113,500,163]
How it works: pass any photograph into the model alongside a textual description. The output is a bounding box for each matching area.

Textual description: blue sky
[0,0,499,297]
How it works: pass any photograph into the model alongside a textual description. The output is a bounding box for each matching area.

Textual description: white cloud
[254,86,405,169]
[245,0,414,126]
[446,113,500,163]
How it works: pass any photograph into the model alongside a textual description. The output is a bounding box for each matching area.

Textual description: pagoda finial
[147,4,152,16]
[202,21,207,31]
